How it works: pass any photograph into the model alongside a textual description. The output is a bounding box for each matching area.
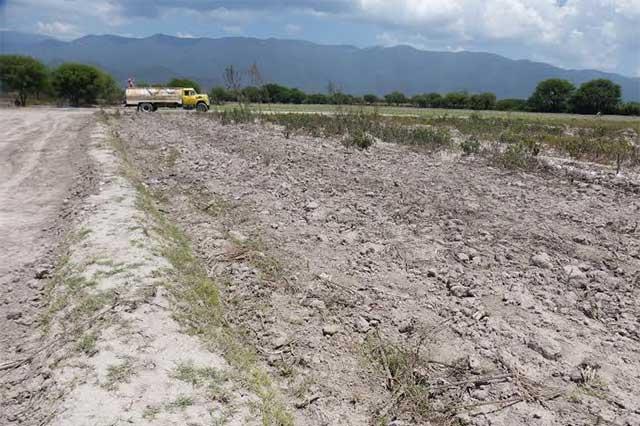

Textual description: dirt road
[0,108,94,424]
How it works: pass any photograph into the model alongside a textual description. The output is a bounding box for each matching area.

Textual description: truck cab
[181,88,210,111]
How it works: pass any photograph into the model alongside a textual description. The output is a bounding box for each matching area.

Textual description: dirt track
[0,108,94,423]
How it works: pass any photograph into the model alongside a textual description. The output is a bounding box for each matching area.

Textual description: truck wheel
[139,103,154,112]
[196,102,209,112]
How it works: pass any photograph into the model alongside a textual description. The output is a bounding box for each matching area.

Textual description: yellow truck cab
[125,87,210,112]
[181,88,210,111]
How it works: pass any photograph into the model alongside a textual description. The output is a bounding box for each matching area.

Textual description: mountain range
[1,31,638,101]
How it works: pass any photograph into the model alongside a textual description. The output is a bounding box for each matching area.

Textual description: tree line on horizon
[1,54,638,116]
[205,78,639,116]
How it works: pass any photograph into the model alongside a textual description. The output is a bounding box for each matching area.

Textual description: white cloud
[360,0,640,73]
[176,32,195,38]
[35,21,80,38]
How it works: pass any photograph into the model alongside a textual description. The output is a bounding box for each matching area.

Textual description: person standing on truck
[127,77,135,88]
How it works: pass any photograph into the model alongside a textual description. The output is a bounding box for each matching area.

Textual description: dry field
[1,107,639,426]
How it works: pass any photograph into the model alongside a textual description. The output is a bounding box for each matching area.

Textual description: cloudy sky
[2,0,639,76]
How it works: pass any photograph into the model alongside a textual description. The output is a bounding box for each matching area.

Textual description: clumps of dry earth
[115,111,640,426]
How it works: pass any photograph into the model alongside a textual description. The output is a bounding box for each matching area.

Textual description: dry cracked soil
[1,107,639,426]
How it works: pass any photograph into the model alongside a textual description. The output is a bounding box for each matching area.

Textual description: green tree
[528,79,575,112]
[98,72,123,105]
[495,98,528,111]
[263,83,292,103]
[363,94,379,104]
[618,102,640,116]
[469,93,497,110]
[571,79,622,114]
[384,91,407,105]
[209,86,234,104]
[242,86,267,103]
[0,55,48,106]
[167,78,201,93]
[304,93,329,104]
[442,92,469,109]
[424,93,443,108]
[51,63,115,107]
[288,88,306,104]
[410,94,428,108]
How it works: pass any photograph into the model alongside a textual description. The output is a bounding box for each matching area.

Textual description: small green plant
[167,394,194,411]
[344,129,375,150]
[76,332,98,355]
[103,358,136,390]
[172,361,225,387]
[493,139,541,170]
[142,405,162,420]
[460,137,481,155]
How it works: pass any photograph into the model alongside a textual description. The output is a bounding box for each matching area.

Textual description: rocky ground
[117,111,640,426]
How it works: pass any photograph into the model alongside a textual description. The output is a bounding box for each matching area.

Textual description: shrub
[343,129,375,150]
[492,139,541,170]
[461,137,481,155]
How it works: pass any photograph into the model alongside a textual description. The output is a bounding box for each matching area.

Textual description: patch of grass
[77,227,92,240]
[103,358,136,390]
[142,404,162,420]
[172,360,226,388]
[363,336,434,422]
[76,332,98,355]
[167,394,194,411]
[490,139,542,170]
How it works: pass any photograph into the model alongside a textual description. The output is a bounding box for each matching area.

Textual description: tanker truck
[125,87,210,112]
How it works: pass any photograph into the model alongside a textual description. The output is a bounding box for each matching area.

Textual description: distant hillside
[2,31,639,101]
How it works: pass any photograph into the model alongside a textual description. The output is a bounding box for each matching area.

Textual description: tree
[410,94,428,108]
[442,92,469,109]
[0,55,48,106]
[263,83,291,103]
[528,79,575,113]
[242,86,266,103]
[571,79,621,114]
[51,63,114,106]
[304,93,329,104]
[424,93,443,108]
[167,78,201,93]
[618,102,640,116]
[469,93,496,110]
[384,91,407,105]
[288,88,306,104]
[98,72,123,105]
[495,98,528,111]
[209,86,234,104]
[363,94,379,104]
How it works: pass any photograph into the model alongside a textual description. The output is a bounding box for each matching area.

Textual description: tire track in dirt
[0,108,95,425]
